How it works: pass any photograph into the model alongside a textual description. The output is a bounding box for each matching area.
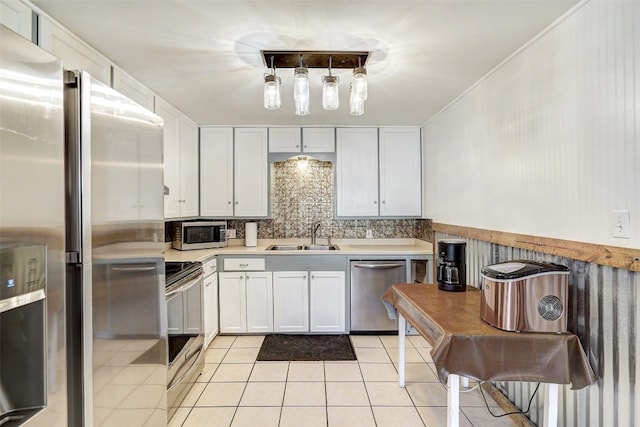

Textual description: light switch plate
[366,229,373,239]
[227,229,237,239]
[611,210,631,238]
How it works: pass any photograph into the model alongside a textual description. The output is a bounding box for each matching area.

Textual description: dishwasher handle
[352,263,405,269]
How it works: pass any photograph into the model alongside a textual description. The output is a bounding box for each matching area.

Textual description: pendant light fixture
[322,56,339,110]
[351,57,367,101]
[293,55,310,115]
[261,50,369,116]
[263,56,281,109]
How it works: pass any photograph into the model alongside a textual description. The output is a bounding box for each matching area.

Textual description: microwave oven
[172,221,227,250]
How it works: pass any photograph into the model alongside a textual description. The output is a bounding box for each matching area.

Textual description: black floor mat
[256,334,357,361]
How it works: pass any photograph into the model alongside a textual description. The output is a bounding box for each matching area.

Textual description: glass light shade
[349,85,364,116]
[263,74,281,109]
[351,66,368,101]
[322,75,339,110]
[293,66,310,115]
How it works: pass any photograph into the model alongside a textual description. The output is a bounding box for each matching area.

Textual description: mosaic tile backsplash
[166,158,432,242]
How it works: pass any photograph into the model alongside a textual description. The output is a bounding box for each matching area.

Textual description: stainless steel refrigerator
[64,69,167,426]
[1,24,168,427]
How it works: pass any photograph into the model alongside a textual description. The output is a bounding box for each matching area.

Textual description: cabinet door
[336,128,379,216]
[155,97,182,218]
[203,274,218,347]
[268,127,301,153]
[246,272,273,333]
[200,128,234,217]
[0,0,32,40]
[310,271,346,332]
[184,279,203,334]
[302,128,335,153]
[179,116,199,217]
[166,292,183,334]
[218,273,247,333]
[273,271,309,333]
[379,128,422,217]
[234,128,268,217]
[38,17,111,85]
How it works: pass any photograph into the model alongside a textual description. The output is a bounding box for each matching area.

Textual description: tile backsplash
[166,158,432,242]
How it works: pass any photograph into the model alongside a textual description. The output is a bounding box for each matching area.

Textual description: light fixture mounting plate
[261,50,369,69]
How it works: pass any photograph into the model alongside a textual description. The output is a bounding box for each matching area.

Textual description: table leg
[398,314,406,387]
[543,383,559,427]
[447,374,460,427]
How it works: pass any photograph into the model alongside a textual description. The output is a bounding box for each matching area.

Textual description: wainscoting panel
[435,231,639,426]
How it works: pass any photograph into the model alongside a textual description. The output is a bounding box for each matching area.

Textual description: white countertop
[165,238,433,262]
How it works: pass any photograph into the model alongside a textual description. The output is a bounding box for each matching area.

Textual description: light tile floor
[169,334,520,427]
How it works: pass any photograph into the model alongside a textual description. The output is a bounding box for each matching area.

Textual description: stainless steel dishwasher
[350,260,407,332]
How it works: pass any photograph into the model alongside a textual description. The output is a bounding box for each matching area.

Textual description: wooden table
[382,284,596,427]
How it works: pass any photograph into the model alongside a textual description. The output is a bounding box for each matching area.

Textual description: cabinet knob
[382,200,386,204]
[235,201,239,205]
[303,275,307,280]
[228,201,231,205]
[296,144,299,148]
[304,145,307,149]
[311,275,314,280]
[374,201,377,204]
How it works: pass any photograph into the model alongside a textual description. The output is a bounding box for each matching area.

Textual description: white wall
[423,0,639,249]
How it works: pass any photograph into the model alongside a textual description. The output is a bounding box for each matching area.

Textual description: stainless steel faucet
[310,221,321,245]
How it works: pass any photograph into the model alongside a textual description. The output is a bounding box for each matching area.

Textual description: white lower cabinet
[203,258,219,347]
[310,271,346,332]
[273,272,309,333]
[219,271,272,333]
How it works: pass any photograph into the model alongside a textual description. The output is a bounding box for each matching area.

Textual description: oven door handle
[165,274,202,299]
[167,345,203,391]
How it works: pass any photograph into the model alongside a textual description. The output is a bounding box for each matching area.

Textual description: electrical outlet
[611,210,631,239]
[366,229,373,239]
[227,229,237,239]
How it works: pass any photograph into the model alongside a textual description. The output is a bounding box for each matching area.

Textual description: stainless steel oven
[165,261,204,420]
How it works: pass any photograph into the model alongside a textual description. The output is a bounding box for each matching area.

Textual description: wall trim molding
[432,223,640,272]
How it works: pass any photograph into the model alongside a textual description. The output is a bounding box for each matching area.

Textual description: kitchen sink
[303,244,340,251]
[265,244,340,251]
[266,245,304,251]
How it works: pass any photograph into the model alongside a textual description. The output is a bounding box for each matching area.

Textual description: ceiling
[31,0,578,126]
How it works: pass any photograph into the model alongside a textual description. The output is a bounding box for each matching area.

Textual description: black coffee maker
[436,240,466,292]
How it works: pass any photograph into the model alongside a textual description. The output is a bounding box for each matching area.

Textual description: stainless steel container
[480,260,569,333]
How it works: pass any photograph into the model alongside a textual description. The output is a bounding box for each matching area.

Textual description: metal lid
[481,260,568,280]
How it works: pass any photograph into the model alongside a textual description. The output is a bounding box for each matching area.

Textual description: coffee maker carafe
[437,240,466,292]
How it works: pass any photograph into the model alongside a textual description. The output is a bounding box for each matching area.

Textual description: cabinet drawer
[224,258,265,271]
[203,258,217,276]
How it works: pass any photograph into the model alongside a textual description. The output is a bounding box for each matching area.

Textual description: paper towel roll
[245,222,257,247]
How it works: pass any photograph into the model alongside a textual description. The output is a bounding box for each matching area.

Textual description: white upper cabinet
[234,128,268,217]
[112,67,155,111]
[336,127,422,217]
[38,16,111,85]
[0,0,32,40]
[200,128,234,217]
[268,127,335,153]
[336,128,379,217]
[156,97,198,218]
[201,127,268,218]
[379,127,422,217]
[268,127,301,153]
[302,128,335,153]
[179,116,199,217]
